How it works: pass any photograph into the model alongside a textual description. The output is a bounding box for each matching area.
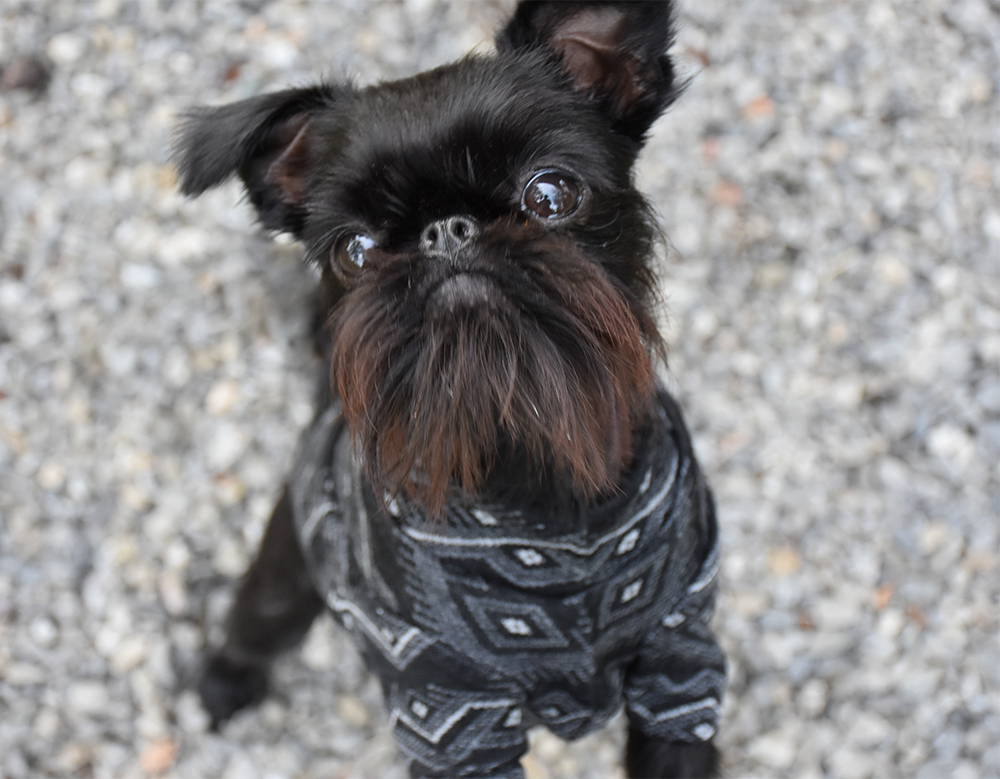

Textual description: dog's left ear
[497,0,678,142]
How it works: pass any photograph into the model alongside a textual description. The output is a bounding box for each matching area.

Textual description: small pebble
[749,729,797,770]
[829,748,875,779]
[29,616,59,648]
[206,379,241,415]
[45,32,85,64]
[796,679,829,719]
[66,681,110,715]
[205,423,250,471]
[1,55,51,92]
[110,635,149,674]
[139,739,178,775]
[337,694,372,728]
[976,420,1000,460]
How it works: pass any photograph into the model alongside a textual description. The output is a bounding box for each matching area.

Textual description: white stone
[66,681,111,715]
[813,597,860,632]
[877,609,906,639]
[205,423,249,471]
[4,663,46,686]
[110,635,149,674]
[162,346,192,387]
[206,380,241,415]
[829,748,875,779]
[749,729,797,770]
[36,460,66,491]
[848,711,894,748]
[796,679,829,719]
[158,227,211,266]
[29,616,59,648]
[175,690,211,734]
[120,263,161,289]
[46,32,86,64]
[213,534,248,577]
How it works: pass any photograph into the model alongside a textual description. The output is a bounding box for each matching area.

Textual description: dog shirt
[290,388,726,779]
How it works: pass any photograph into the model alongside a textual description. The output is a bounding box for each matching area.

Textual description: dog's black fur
[176,2,721,777]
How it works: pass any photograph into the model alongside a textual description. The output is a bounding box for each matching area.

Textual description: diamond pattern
[462,595,571,651]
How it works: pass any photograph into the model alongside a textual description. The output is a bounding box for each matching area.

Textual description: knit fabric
[289,388,726,779]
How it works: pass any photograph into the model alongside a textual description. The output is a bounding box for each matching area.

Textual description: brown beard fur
[329,226,660,515]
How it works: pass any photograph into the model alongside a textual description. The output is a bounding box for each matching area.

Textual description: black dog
[175,2,725,777]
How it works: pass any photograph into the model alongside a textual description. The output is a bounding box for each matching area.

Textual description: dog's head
[175,1,680,513]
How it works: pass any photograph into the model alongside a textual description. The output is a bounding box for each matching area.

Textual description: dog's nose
[420,215,479,258]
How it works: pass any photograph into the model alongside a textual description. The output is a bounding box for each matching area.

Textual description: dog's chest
[282,390,724,756]
[292,396,701,666]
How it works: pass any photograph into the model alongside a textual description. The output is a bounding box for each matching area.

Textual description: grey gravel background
[1,1,998,777]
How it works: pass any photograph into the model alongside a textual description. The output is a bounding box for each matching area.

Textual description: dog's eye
[521,170,583,220]
[333,232,376,278]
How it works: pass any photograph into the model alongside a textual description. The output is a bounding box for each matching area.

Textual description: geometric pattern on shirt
[460,595,571,651]
[388,683,526,778]
[288,387,727,779]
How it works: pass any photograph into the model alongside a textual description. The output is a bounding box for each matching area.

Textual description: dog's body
[176,2,725,777]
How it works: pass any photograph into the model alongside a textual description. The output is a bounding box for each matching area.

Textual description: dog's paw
[198,654,269,729]
[626,730,721,779]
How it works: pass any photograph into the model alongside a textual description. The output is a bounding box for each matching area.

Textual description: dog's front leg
[625,725,721,779]
[199,487,324,727]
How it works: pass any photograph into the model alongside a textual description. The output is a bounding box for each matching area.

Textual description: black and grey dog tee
[289,387,726,779]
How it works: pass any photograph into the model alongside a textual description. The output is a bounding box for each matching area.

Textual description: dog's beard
[329,223,658,515]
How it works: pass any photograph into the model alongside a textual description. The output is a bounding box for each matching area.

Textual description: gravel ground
[1,1,998,777]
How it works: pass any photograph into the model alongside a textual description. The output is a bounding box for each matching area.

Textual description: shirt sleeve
[623,485,727,744]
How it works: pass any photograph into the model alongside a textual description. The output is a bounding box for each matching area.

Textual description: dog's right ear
[496,1,678,144]
[173,86,339,235]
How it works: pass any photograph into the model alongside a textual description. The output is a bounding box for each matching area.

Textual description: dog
[174,2,725,777]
